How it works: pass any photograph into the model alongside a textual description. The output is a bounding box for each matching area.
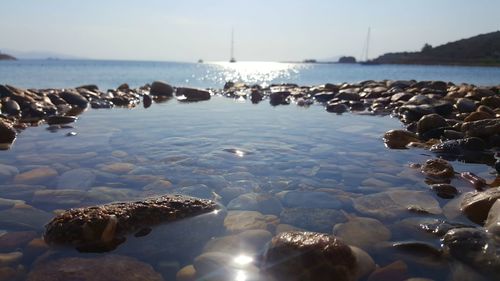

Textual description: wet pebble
[100,162,136,174]
[333,215,391,249]
[13,166,58,185]
[383,130,420,149]
[421,158,455,179]
[224,211,279,234]
[227,193,283,215]
[0,231,37,252]
[0,164,19,182]
[280,208,346,233]
[429,183,459,199]
[57,168,96,189]
[277,190,342,209]
[460,187,500,224]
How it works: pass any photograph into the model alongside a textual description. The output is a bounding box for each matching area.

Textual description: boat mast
[230,28,236,62]
[363,27,371,62]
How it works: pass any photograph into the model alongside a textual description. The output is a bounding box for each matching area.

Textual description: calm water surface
[0,61,499,280]
[1,60,500,89]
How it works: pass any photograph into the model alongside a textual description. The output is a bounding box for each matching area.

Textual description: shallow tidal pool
[0,97,497,280]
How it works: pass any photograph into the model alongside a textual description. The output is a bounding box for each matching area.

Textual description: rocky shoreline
[1,79,500,280]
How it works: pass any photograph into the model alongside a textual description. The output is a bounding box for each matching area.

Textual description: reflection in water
[233,254,254,266]
[204,62,305,87]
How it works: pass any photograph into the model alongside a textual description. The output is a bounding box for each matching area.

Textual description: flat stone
[57,168,96,189]
[32,189,87,206]
[485,199,500,234]
[0,231,37,251]
[461,187,500,225]
[333,216,391,249]
[280,208,346,233]
[224,211,278,234]
[13,166,58,185]
[227,193,283,215]
[100,163,135,174]
[26,255,164,281]
[383,130,420,149]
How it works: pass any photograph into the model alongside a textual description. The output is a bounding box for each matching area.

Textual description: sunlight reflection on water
[202,61,307,87]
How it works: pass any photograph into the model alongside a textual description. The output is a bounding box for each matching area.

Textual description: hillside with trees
[371,31,500,66]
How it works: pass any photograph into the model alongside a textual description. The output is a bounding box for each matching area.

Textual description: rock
[421,158,454,179]
[269,91,290,106]
[326,102,348,113]
[314,92,336,103]
[333,215,391,249]
[57,168,96,189]
[32,189,87,206]
[430,184,458,199]
[485,199,500,234]
[176,87,211,102]
[143,94,152,108]
[417,114,448,135]
[430,137,486,157]
[13,167,58,185]
[26,255,164,281]
[2,99,21,115]
[280,208,346,233]
[150,81,174,97]
[0,198,24,210]
[227,193,283,215]
[460,187,500,224]
[76,84,99,92]
[455,98,477,113]
[0,164,19,182]
[0,231,37,251]
[59,91,88,108]
[0,252,22,266]
[481,96,500,109]
[100,162,136,174]
[350,246,376,280]
[46,115,77,125]
[44,194,218,251]
[277,190,342,209]
[442,228,500,274]
[261,231,357,281]
[464,111,494,122]
[337,90,360,101]
[23,238,49,260]
[0,205,53,230]
[461,119,500,138]
[250,89,263,103]
[353,190,441,220]
[0,119,16,149]
[175,184,214,200]
[224,211,278,234]
[176,265,196,281]
[383,130,420,149]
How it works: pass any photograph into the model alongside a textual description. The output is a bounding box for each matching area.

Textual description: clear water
[1,60,500,89]
[0,61,499,280]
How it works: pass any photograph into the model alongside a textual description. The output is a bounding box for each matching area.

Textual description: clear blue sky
[1,0,499,61]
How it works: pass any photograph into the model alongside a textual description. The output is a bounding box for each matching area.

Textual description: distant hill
[0,53,16,61]
[372,31,500,66]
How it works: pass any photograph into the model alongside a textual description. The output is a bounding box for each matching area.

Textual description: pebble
[13,166,58,185]
[227,193,283,215]
[0,231,37,251]
[277,190,342,209]
[0,164,19,182]
[224,211,278,234]
[333,215,391,249]
[100,162,136,174]
[57,168,96,189]
[176,265,196,281]
[421,158,455,179]
[417,113,448,135]
[0,252,22,266]
[203,229,272,255]
[430,183,459,199]
[280,208,346,233]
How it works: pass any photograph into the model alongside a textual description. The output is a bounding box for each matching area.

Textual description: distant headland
[370,30,500,66]
[0,52,17,61]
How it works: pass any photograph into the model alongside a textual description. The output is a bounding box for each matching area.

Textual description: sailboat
[229,29,236,63]
[360,27,379,65]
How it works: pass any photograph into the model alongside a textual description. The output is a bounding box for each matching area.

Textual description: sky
[1,0,499,62]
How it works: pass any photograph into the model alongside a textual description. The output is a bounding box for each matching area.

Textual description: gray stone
[227,193,283,215]
[57,168,96,189]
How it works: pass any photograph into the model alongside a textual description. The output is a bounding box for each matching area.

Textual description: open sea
[0,60,499,281]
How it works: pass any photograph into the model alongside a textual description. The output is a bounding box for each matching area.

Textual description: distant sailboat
[229,29,236,63]
[360,27,379,65]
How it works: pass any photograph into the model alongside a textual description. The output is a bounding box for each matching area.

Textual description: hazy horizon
[1,0,499,62]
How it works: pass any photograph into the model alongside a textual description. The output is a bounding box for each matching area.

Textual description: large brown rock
[461,187,500,225]
[0,119,16,149]
[421,158,455,179]
[261,231,357,281]
[383,130,420,149]
[461,119,500,138]
[150,81,174,97]
[176,87,211,102]
[26,255,164,281]
[416,113,448,135]
[44,194,218,252]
